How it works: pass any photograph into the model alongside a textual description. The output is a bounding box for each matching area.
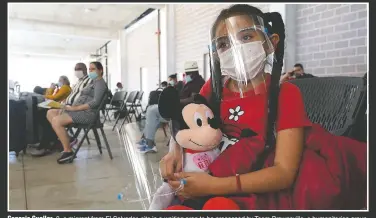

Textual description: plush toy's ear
[193,94,209,106]
[158,86,181,120]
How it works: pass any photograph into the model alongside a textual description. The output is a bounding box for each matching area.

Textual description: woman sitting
[45,76,72,102]
[160,4,366,210]
[46,62,107,164]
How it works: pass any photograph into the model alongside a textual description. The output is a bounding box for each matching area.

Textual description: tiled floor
[9,121,170,210]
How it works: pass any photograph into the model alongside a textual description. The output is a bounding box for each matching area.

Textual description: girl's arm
[210,127,305,195]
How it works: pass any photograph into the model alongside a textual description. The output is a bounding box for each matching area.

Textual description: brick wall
[174,4,269,77]
[296,4,367,77]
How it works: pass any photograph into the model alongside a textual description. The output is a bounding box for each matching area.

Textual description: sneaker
[57,151,75,164]
[136,138,147,148]
[138,145,158,154]
[30,148,51,157]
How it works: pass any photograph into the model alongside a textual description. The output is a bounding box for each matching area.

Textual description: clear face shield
[210,14,275,99]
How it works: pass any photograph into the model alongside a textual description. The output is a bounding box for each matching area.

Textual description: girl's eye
[193,112,203,127]
[242,35,252,41]
[217,42,230,52]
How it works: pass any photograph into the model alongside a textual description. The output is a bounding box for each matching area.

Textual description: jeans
[143,104,167,143]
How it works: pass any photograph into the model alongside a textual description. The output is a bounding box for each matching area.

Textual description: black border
[5,0,373,217]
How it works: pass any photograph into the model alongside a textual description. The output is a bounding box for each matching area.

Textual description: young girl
[161,4,367,210]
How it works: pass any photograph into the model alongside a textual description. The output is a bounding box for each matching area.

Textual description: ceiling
[8,3,164,59]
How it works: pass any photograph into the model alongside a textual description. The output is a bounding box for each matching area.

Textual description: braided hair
[209,4,286,169]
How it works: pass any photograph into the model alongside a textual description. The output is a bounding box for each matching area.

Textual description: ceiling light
[65,38,71,42]
[84,8,93,13]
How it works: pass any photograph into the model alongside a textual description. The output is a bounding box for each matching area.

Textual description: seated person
[161,4,365,210]
[168,74,184,93]
[44,76,72,102]
[160,81,168,89]
[280,63,315,83]
[46,61,107,164]
[136,61,205,154]
[114,82,124,93]
[30,63,91,157]
[33,86,47,95]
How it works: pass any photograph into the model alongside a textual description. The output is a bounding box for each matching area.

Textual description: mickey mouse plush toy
[148,86,240,210]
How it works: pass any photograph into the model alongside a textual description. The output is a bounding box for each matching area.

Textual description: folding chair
[289,76,366,138]
[134,91,144,120]
[104,91,128,122]
[67,92,113,162]
[68,127,90,145]
[112,91,139,131]
[126,91,141,122]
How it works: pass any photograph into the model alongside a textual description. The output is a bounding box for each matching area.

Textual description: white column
[118,29,128,89]
[165,4,176,77]
[268,3,296,72]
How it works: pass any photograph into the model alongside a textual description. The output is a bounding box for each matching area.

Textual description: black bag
[9,99,27,156]
[148,89,163,106]
[19,93,43,144]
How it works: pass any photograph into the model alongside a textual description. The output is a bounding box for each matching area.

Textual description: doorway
[139,67,159,109]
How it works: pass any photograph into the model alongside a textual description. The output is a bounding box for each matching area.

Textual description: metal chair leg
[92,128,102,154]
[112,113,121,131]
[85,134,91,145]
[119,115,128,131]
[104,108,112,122]
[70,128,90,162]
[100,127,113,159]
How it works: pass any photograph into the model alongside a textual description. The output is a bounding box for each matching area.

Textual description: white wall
[173,4,270,77]
[107,40,121,91]
[8,54,79,92]
[122,10,160,108]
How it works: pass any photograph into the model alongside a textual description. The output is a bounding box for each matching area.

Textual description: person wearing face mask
[64,63,92,106]
[179,61,205,99]
[135,62,205,154]
[161,4,366,210]
[46,61,108,164]
[30,63,92,157]
[44,76,72,102]
[167,74,184,94]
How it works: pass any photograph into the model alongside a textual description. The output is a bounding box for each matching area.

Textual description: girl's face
[213,15,279,56]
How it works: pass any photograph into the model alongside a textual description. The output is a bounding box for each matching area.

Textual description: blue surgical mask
[185,75,192,83]
[88,71,98,80]
[57,82,63,87]
[169,80,175,86]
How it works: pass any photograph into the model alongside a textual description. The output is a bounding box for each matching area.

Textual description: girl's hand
[168,172,218,198]
[160,145,183,180]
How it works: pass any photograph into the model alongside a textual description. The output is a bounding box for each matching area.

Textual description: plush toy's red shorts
[165,197,240,210]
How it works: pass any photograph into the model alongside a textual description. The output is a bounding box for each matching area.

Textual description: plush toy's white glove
[149,183,175,210]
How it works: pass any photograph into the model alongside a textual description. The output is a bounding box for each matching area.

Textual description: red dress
[168,76,367,210]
